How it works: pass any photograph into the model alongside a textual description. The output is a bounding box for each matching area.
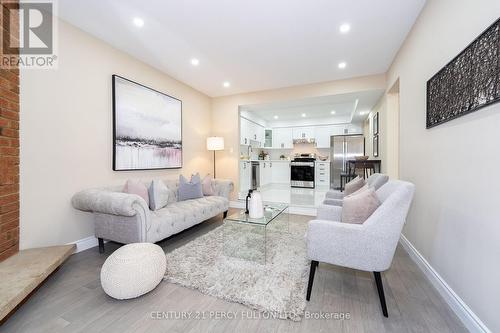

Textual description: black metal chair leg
[306,260,318,301]
[98,238,105,254]
[374,271,388,317]
[223,211,228,219]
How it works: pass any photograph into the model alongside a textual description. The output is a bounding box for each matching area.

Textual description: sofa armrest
[71,189,150,217]
[325,190,344,200]
[323,198,343,207]
[213,179,234,200]
[316,204,342,221]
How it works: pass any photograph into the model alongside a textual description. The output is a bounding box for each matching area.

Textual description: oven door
[291,162,315,188]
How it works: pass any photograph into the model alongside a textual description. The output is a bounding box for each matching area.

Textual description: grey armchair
[306,180,415,317]
[323,173,389,206]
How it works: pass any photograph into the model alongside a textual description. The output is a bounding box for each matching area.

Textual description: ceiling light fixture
[301,113,306,117]
[223,81,230,88]
[191,58,199,66]
[133,17,144,27]
[338,62,347,69]
[339,23,351,34]
[330,110,336,115]
[273,115,279,119]
[360,111,369,115]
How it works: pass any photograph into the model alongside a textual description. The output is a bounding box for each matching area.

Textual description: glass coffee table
[223,202,289,264]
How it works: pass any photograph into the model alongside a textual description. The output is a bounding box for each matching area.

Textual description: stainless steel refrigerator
[330,135,365,189]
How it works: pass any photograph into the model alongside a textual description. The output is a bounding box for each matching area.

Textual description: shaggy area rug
[163,217,309,321]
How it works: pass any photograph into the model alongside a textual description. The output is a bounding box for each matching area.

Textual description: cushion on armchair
[344,176,365,195]
[342,187,380,224]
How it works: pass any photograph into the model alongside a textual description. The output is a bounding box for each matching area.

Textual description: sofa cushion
[202,175,216,196]
[124,180,149,206]
[344,176,365,195]
[178,174,203,201]
[342,187,381,224]
[148,179,169,211]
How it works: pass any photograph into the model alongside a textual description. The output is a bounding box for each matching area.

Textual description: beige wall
[211,74,386,198]
[387,0,500,331]
[20,19,212,249]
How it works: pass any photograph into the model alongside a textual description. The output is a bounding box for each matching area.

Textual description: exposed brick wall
[0,0,19,262]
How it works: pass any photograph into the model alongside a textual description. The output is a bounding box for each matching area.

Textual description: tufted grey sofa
[71,179,233,253]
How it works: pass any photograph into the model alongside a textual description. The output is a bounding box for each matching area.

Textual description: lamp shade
[207,137,224,151]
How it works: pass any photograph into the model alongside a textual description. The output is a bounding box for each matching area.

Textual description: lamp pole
[213,150,216,178]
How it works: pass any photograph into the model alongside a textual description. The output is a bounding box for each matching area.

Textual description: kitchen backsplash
[241,143,330,160]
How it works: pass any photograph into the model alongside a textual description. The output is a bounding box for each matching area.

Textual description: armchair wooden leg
[373,271,388,317]
[306,260,318,301]
[98,238,105,254]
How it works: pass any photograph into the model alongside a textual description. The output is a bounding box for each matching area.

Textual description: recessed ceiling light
[273,115,279,119]
[301,113,306,117]
[133,17,144,27]
[330,110,336,115]
[191,58,199,66]
[223,81,230,88]
[338,62,347,69]
[360,111,369,115]
[339,23,351,34]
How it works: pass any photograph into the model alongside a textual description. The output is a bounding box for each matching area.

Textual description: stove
[290,154,316,188]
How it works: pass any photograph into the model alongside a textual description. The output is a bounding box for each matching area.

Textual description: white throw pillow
[342,187,381,224]
[148,179,169,211]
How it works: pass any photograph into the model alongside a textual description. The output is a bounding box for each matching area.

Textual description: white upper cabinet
[315,126,332,148]
[273,128,293,149]
[240,117,266,146]
[240,118,250,145]
[292,126,315,140]
[256,125,265,147]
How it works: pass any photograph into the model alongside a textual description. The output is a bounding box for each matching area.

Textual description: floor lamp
[207,137,224,178]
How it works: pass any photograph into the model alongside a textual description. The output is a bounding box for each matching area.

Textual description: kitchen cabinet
[271,161,291,184]
[315,126,332,148]
[239,161,252,193]
[259,161,273,187]
[315,161,330,187]
[272,128,293,149]
[292,126,315,140]
[240,117,265,146]
[264,129,273,148]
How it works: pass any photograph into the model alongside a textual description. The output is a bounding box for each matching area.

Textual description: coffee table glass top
[225,202,288,226]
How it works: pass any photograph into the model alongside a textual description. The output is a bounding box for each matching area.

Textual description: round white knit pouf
[100,243,166,300]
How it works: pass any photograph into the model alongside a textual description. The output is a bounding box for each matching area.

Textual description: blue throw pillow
[178,173,204,201]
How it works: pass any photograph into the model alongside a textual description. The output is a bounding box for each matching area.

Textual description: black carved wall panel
[426,17,500,128]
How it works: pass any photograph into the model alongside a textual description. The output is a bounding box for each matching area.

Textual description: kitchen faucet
[247,145,253,159]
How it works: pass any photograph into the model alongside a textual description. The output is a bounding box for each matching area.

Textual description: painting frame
[373,135,379,157]
[426,17,500,129]
[373,112,379,135]
[112,74,183,171]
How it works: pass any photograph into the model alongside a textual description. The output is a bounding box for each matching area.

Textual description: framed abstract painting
[112,75,182,170]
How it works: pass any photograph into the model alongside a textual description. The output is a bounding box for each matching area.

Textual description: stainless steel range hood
[292,138,316,145]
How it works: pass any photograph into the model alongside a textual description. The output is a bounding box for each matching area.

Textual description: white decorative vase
[249,191,264,219]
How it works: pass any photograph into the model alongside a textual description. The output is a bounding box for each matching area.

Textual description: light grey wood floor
[1,211,467,333]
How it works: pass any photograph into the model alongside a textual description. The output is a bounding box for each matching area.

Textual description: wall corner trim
[399,235,491,333]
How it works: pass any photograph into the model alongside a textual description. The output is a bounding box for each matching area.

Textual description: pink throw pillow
[342,187,381,224]
[124,180,149,206]
[202,174,215,196]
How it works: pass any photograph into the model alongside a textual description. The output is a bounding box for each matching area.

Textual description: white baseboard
[67,236,106,254]
[399,235,490,333]
[229,201,316,216]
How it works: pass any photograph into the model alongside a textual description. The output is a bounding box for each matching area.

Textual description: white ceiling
[241,89,384,127]
[58,0,425,97]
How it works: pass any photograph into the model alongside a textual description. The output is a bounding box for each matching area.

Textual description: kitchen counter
[240,159,291,162]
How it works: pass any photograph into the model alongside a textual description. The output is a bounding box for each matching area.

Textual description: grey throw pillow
[344,176,365,195]
[178,174,204,201]
[342,187,381,224]
[148,179,169,211]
